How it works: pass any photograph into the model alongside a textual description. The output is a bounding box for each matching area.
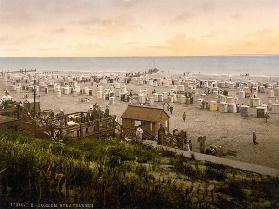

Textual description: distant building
[121,104,170,140]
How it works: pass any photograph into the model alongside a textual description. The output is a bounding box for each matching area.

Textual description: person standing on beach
[170,106,173,114]
[182,112,186,122]
[253,132,258,145]
[264,112,270,123]
[136,126,143,141]
[167,103,170,111]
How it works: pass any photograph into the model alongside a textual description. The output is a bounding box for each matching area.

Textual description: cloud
[224,29,279,55]
[200,0,215,12]
[172,11,194,23]
[53,28,66,34]
[0,9,35,26]
[136,33,207,55]
[114,0,140,7]
[164,33,208,55]
[230,13,241,20]
[78,15,138,35]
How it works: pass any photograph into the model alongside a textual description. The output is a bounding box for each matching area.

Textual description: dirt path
[143,140,279,177]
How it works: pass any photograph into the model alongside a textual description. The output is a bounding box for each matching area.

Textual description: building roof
[121,105,169,122]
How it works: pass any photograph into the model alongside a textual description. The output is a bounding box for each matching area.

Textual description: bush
[204,167,226,181]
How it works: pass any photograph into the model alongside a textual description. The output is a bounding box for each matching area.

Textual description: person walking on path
[189,139,192,151]
[253,132,258,145]
[182,112,186,122]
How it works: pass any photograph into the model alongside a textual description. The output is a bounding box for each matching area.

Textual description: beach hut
[16,86,21,93]
[238,91,245,99]
[57,89,61,97]
[240,105,249,117]
[103,93,109,101]
[250,98,261,107]
[63,87,70,95]
[153,93,159,102]
[243,87,250,93]
[139,95,146,104]
[115,83,121,89]
[179,95,186,104]
[158,94,164,102]
[170,94,177,102]
[153,81,158,87]
[218,102,228,113]
[83,87,88,95]
[177,85,185,92]
[162,92,168,100]
[212,90,218,97]
[109,97,115,105]
[226,97,234,104]
[228,82,235,89]
[170,89,176,94]
[138,78,144,85]
[121,105,170,139]
[209,101,217,111]
[54,84,60,92]
[88,89,93,96]
[75,86,80,94]
[44,87,48,94]
[96,91,102,99]
[268,89,275,98]
[173,79,179,85]
[218,81,225,88]
[272,104,279,114]
[256,106,267,118]
[149,97,155,105]
[259,86,265,93]
[274,88,279,97]
[228,103,237,113]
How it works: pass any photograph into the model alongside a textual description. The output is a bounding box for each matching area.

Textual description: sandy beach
[2,72,279,170]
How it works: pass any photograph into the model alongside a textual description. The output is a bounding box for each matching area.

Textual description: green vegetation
[0,131,278,209]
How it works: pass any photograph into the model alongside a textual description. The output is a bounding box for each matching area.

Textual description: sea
[0,56,279,76]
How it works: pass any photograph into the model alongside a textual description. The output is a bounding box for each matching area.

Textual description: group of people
[158,125,192,151]
[164,103,174,114]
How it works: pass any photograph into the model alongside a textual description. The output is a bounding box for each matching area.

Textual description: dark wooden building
[121,105,170,139]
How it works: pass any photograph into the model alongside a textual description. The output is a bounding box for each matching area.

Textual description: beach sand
[2,73,279,169]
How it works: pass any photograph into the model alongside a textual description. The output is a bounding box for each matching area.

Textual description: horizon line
[0,54,279,58]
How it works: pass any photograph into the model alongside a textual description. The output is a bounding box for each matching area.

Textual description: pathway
[143,140,279,177]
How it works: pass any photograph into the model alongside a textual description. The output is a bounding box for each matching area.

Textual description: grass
[0,131,278,209]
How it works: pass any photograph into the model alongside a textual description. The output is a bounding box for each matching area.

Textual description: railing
[122,127,155,141]
[142,129,155,140]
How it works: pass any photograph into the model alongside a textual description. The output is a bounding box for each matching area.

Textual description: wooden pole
[33,79,36,116]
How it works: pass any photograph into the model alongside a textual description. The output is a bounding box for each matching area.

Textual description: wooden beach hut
[121,105,170,139]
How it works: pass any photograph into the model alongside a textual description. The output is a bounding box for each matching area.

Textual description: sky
[0,0,279,57]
